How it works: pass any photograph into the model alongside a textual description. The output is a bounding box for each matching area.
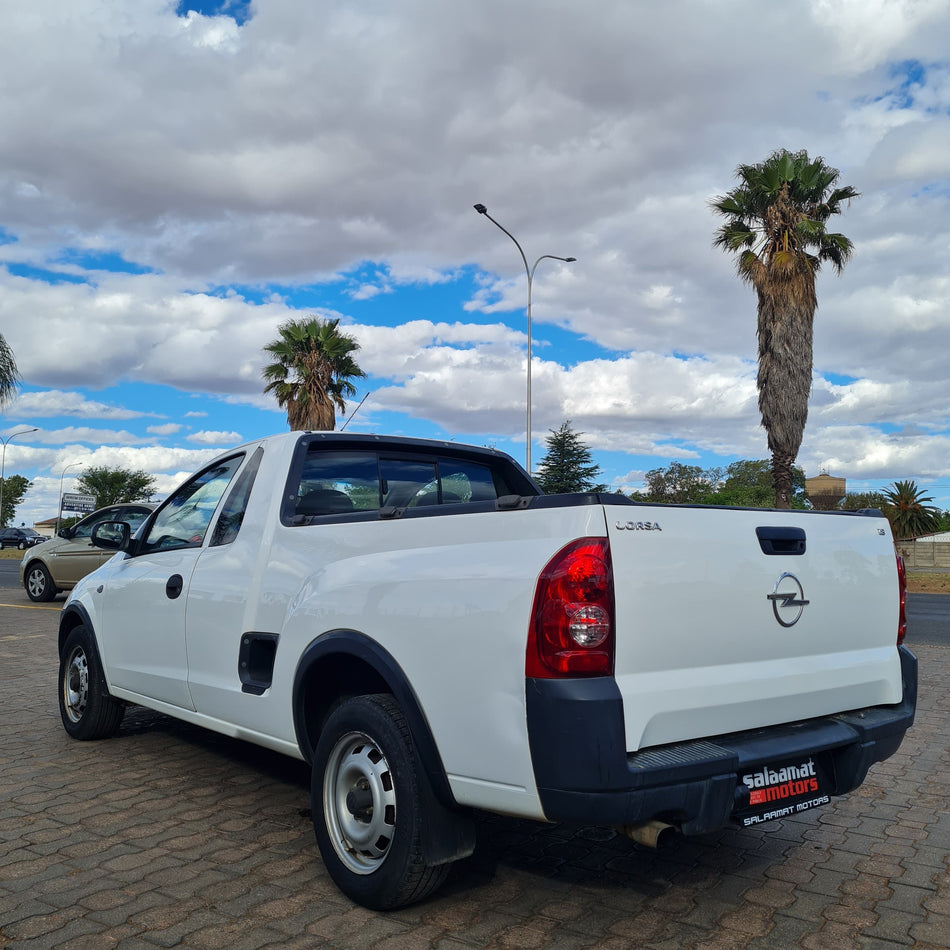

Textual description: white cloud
[186,430,243,445]
[9,389,156,420]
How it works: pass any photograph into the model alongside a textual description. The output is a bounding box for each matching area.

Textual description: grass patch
[906,572,950,594]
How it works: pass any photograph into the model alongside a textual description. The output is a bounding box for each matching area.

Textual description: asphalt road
[906,593,950,646]
[0,556,24,587]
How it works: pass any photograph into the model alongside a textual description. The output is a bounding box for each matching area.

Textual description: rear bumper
[526,646,917,834]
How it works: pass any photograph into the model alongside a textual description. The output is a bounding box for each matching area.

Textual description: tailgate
[607,506,904,752]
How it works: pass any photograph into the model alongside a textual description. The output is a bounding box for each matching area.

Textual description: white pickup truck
[58,431,916,909]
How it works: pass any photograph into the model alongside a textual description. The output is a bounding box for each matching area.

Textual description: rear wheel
[311,693,450,909]
[59,625,124,740]
[25,562,58,602]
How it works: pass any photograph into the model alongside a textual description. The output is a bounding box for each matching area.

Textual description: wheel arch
[292,630,454,808]
[23,556,58,592]
[58,604,115,700]
[295,630,476,869]
[59,603,94,655]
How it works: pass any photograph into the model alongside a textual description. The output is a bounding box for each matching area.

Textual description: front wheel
[25,562,58,602]
[59,625,125,740]
[311,693,449,909]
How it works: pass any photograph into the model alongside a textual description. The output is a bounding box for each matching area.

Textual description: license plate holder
[733,753,833,827]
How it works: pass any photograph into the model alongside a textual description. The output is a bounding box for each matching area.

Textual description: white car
[56,431,917,909]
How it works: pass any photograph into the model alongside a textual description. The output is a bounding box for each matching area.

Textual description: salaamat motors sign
[737,757,831,826]
[743,758,818,803]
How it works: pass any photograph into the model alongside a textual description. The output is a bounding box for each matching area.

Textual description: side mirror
[91,521,131,552]
[58,526,75,539]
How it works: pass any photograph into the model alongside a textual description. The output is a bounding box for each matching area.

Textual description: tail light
[526,538,615,678]
[896,555,907,646]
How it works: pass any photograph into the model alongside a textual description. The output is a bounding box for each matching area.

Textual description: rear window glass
[290,448,507,520]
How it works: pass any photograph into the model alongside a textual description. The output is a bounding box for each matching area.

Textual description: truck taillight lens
[896,555,907,646]
[527,538,615,678]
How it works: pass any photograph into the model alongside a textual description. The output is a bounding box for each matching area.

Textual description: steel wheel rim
[323,729,396,875]
[63,646,89,723]
[27,568,46,599]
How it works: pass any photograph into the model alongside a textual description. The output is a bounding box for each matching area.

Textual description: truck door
[97,455,245,709]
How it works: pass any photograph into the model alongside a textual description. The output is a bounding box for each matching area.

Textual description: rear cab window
[282,436,534,525]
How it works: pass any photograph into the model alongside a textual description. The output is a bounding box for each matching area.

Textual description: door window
[140,456,244,553]
[211,447,263,546]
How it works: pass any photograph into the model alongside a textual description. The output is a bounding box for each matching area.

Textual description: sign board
[61,492,97,514]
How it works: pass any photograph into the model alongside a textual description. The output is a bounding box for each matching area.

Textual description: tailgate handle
[756,526,806,556]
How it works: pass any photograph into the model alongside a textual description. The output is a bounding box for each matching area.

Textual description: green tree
[839,491,889,512]
[76,467,156,509]
[712,149,858,508]
[262,317,366,431]
[640,462,720,504]
[636,458,805,508]
[533,421,605,494]
[0,474,31,527]
[0,474,30,527]
[0,334,19,410]
[882,480,941,540]
[714,459,806,508]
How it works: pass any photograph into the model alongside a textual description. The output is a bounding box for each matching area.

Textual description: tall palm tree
[712,149,858,508]
[262,317,365,431]
[882,480,941,540]
[0,333,20,410]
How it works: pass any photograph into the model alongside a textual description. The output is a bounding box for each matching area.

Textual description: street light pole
[0,427,39,527]
[473,204,575,474]
[56,461,84,536]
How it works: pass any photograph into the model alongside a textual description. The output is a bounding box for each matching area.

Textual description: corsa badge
[767,573,809,627]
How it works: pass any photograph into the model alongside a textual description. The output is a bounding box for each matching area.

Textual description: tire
[311,693,450,910]
[25,562,58,602]
[59,625,125,740]
[17,540,27,550]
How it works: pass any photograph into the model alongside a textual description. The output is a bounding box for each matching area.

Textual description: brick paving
[0,587,948,949]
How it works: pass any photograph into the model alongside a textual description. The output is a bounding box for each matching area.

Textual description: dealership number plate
[733,754,832,827]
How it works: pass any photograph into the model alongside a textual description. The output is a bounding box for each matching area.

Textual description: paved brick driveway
[1,588,948,949]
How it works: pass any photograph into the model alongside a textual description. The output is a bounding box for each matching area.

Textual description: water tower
[805,472,847,510]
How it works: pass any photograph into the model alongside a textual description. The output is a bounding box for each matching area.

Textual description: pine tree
[533,421,605,494]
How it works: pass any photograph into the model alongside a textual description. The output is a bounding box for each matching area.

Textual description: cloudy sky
[2,0,949,526]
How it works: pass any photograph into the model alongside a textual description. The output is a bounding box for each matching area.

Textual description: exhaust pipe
[616,820,675,849]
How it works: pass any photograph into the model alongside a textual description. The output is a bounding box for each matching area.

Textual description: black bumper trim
[527,646,917,835]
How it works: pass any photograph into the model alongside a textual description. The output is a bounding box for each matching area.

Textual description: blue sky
[2,0,950,526]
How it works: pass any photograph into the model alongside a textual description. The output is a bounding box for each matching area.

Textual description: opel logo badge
[767,573,809,627]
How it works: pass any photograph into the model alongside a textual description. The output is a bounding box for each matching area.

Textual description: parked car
[0,527,45,550]
[20,503,155,601]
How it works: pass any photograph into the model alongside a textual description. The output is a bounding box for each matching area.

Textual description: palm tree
[0,333,20,410]
[712,149,858,508]
[882,480,941,540]
[262,317,365,431]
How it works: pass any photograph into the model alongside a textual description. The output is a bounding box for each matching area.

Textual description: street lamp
[56,461,85,536]
[0,427,39,527]
[473,204,575,473]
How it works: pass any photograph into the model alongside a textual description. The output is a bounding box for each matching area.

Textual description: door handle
[166,574,184,599]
